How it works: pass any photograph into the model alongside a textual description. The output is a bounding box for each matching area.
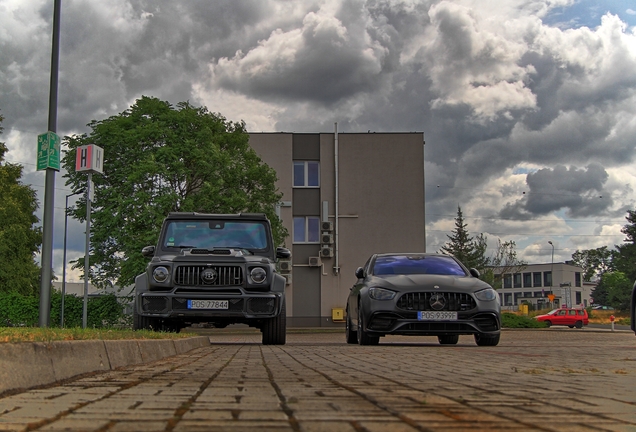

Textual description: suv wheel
[133,308,160,331]
[262,298,286,345]
[438,335,459,345]
[345,308,357,344]
[474,333,500,346]
[575,320,583,329]
[357,305,379,346]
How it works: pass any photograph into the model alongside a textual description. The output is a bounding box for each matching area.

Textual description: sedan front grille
[397,292,476,312]
[174,265,243,287]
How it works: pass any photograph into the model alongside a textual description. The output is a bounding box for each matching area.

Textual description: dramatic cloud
[1,0,636,273]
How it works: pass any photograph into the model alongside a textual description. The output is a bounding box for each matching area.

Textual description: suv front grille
[174,265,243,286]
[397,292,476,312]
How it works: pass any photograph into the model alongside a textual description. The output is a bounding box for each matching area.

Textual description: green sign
[37,132,61,171]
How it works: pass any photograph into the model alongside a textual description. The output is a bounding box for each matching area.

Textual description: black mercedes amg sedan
[346,253,501,346]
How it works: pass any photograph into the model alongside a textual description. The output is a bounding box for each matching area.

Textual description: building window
[523,273,532,287]
[293,217,320,243]
[513,273,522,288]
[544,271,552,288]
[503,274,512,289]
[514,292,521,305]
[575,291,582,305]
[293,161,320,187]
[533,291,542,297]
[504,293,512,306]
[533,272,542,287]
[575,272,581,287]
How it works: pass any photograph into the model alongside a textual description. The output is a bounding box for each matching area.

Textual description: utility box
[331,308,345,322]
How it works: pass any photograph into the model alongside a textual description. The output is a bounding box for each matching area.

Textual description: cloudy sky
[2,0,636,281]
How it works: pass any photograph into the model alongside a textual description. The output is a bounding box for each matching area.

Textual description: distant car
[592,305,614,310]
[535,307,589,328]
[345,253,501,346]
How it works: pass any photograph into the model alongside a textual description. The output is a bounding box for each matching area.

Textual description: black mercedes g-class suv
[133,212,291,345]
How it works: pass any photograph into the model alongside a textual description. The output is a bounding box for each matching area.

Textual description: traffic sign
[37,132,61,171]
[75,144,104,174]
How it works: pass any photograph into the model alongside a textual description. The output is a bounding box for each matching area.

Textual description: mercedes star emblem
[429,293,446,311]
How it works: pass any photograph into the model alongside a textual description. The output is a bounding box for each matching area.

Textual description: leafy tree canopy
[570,246,617,282]
[62,97,286,288]
[0,111,43,295]
[592,271,631,312]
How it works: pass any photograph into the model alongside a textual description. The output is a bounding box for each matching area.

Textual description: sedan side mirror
[469,268,480,278]
[355,267,365,279]
[276,247,291,259]
[141,246,155,257]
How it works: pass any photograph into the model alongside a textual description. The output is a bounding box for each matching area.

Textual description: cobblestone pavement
[0,329,635,431]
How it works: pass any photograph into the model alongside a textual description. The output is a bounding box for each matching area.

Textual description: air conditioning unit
[321,233,334,244]
[279,261,292,273]
[283,274,292,285]
[321,221,333,232]
[308,256,321,267]
[320,247,334,258]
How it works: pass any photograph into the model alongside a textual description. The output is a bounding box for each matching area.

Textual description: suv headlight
[474,288,497,302]
[152,266,170,283]
[250,267,267,284]
[368,287,396,300]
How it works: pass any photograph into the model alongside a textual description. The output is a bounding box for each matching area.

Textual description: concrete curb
[0,336,210,395]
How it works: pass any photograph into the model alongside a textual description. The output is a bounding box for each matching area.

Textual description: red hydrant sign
[75,144,104,174]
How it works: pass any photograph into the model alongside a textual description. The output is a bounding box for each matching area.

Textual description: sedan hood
[368,274,491,293]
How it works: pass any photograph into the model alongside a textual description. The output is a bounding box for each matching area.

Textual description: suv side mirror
[276,247,291,259]
[355,267,365,279]
[469,268,480,278]
[141,246,155,257]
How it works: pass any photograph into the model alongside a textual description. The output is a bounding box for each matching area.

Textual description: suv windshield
[373,255,467,276]
[162,220,269,250]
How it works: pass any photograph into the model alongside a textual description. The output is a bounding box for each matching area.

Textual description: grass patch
[0,327,196,344]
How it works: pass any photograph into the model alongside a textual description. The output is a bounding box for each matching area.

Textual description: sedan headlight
[474,288,497,302]
[152,266,170,283]
[368,287,396,300]
[250,267,267,284]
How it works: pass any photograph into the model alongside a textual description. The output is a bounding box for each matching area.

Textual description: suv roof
[166,212,268,221]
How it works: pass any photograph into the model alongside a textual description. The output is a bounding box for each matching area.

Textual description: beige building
[497,262,594,311]
[249,131,426,327]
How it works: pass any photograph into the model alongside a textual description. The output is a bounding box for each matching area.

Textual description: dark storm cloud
[499,163,612,218]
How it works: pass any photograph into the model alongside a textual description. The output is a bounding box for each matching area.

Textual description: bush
[0,291,127,328]
[501,312,547,328]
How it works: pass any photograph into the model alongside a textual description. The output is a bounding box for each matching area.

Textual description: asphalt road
[0,329,635,431]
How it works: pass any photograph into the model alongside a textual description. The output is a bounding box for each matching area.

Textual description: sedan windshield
[373,255,467,276]
[162,221,268,250]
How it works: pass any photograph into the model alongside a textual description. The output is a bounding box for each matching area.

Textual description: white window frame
[293,161,320,188]
[293,216,320,243]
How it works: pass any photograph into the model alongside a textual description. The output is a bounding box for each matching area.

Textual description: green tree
[0,112,42,295]
[593,271,631,311]
[61,97,286,289]
[439,206,488,270]
[614,210,636,282]
[571,246,617,282]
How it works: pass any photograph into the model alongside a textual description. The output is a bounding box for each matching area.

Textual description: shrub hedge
[501,312,547,328]
[0,291,129,328]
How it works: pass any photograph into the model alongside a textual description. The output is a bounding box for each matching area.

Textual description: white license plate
[418,311,458,321]
[187,300,229,310]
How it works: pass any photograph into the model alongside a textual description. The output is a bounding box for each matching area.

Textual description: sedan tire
[438,335,459,345]
[357,306,379,346]
[345,308,357,344]
[474,333,500,347]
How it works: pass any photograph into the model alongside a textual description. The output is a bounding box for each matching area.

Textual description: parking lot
[0,329,635,431]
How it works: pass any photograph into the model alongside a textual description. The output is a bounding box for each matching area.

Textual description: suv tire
[345,308,357,344]
[357,306,379,346]
[262,299,286,345]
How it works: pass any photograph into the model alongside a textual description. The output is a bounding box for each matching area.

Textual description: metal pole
[39,0,61,327]
[82,173,92,328]
[548,241,554,307]
[61,192,79,327]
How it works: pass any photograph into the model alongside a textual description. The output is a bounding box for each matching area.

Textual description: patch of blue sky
[542,0,636,30]
[512,166,538,175]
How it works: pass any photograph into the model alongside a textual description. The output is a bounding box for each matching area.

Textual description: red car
[535,307,589,328]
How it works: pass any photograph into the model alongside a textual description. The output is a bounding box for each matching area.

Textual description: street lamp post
[548,241,554,307]
[61,191,81,327]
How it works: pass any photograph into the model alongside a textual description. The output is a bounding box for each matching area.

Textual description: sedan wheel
[357,305,379,346]
[438,335,459,345]
[544,320,552,327]
[474,333,500,346]
[345,308,357,344]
